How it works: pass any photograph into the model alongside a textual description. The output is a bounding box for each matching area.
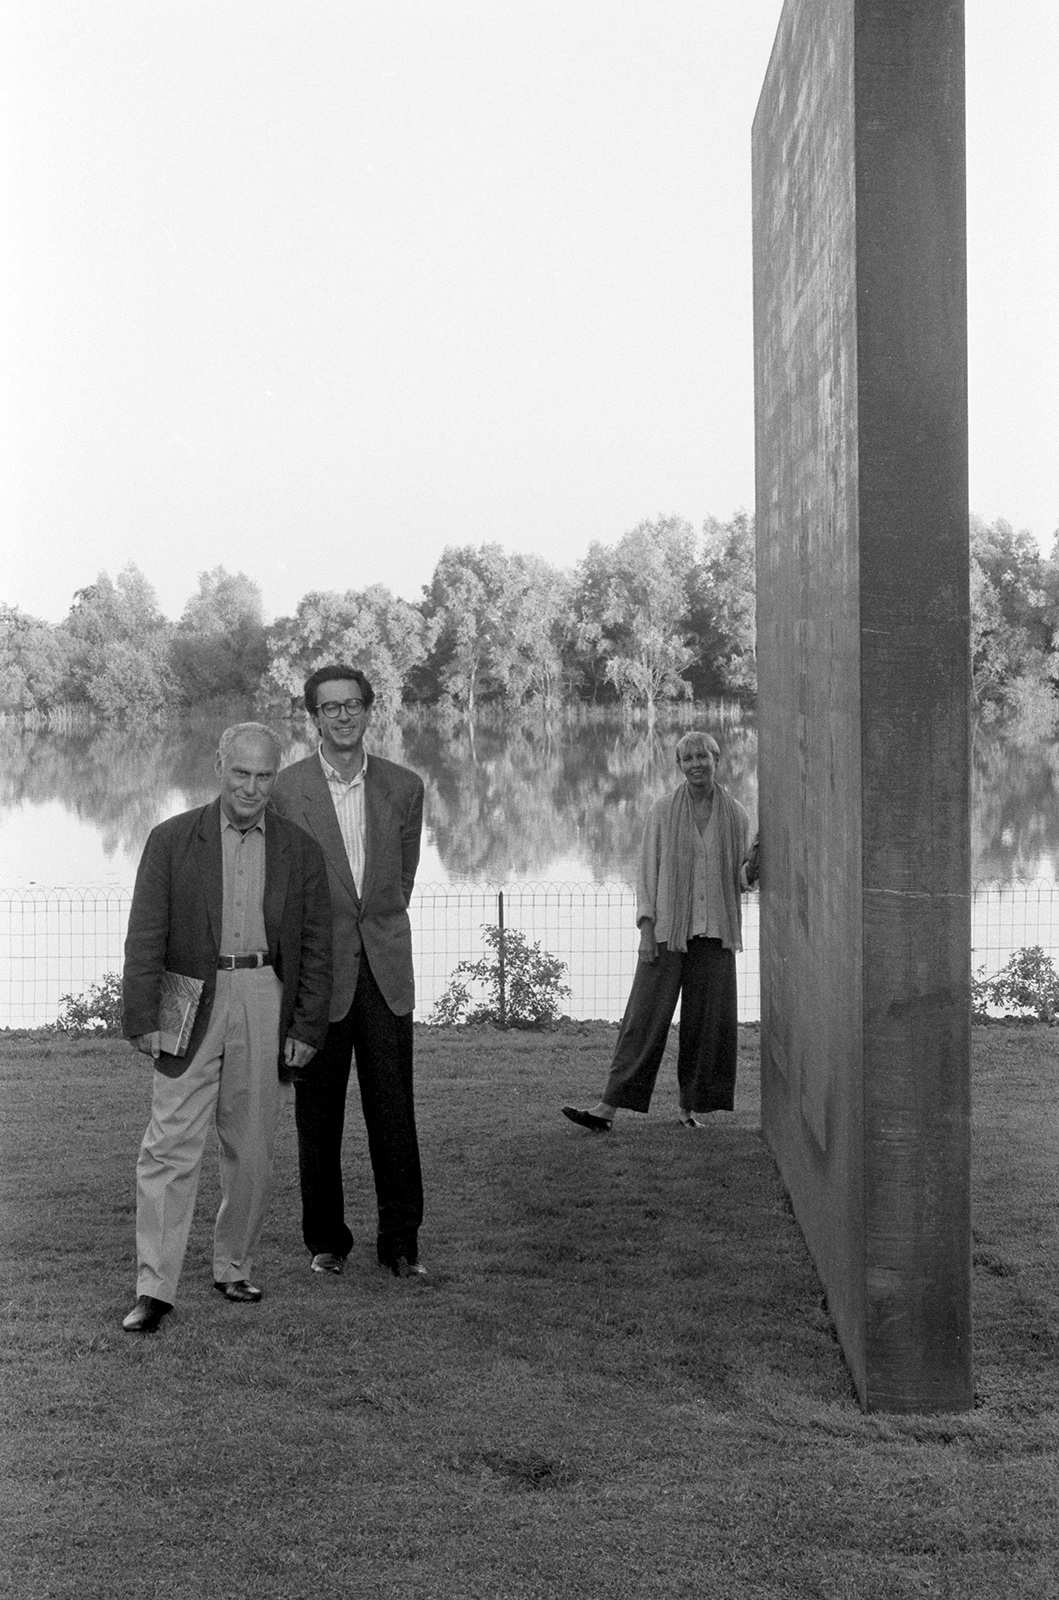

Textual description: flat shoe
[310,1252,345,1275]
[381,1256,428,1279]
[678,1113,707,1128]
[122,1294,173,1333]
[561,1105,613,1131]
[213,1279,263,1303]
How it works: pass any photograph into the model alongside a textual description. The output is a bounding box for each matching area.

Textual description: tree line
[1,511,1055,725]
[0,514,753,722]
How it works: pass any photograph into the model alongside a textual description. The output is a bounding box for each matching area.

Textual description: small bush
[973,946,1059,1025]
[971,968,993,1023]
[55,972,124,1037]
[431,924,570,1029]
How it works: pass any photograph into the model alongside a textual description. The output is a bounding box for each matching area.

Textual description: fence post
[497,889,507,1029]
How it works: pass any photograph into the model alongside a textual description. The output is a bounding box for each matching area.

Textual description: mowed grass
[1,1023,1057,1600]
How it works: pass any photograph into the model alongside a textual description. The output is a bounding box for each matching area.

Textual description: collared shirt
[220,812,268,956]
[319,749,367,895]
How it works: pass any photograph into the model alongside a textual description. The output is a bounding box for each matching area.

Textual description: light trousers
[134,967,286,1304]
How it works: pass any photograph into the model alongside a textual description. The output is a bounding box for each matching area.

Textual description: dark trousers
[602,937,738,1114]
[294,952,423,1265]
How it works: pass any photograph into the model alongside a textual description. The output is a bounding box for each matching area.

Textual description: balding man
[121,722,332,1333]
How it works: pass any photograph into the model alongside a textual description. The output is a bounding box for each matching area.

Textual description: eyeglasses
[317,700,366,719]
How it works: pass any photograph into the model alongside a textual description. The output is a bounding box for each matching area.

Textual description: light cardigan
[636,782,752,954]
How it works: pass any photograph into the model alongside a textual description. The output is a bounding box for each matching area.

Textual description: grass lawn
[1,1023,1057,1600]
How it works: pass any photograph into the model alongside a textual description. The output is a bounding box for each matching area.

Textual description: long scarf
[661,781,745,954]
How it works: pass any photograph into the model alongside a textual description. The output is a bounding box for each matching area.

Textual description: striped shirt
[319,749,367,895]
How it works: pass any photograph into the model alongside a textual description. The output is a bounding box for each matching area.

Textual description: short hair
[303,664,375,715]
[675,730,720,763]
[217,722,282,766]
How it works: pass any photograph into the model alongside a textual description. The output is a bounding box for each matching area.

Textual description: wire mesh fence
[414,883,762,1025]
[2,888,134,1032]
[1,880,1056,1030]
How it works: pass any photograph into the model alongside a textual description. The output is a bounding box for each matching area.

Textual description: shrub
[55,972,124,1036]
[972,946,1059,1025]
[431,924,570,1029]
[971,968,993,1024]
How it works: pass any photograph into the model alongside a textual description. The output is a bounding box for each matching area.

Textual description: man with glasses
[271,665,427,1279]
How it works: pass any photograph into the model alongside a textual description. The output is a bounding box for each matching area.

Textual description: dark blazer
[270,752,423,1019]
[122,798,333,1079]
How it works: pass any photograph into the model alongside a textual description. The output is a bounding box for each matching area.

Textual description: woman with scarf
[562,730,756,1131]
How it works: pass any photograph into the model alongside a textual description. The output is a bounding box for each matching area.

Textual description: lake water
[2,711,1058,888]
[2,712,1057,1026]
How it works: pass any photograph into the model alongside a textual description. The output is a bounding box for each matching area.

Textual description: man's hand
[283,1037,317,1073]
[131,1032,161,1059]
[637,920,659,965]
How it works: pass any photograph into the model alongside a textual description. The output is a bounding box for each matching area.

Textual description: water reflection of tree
[0,727,180,860]
[7,715,1059,886]
[0,721,312,862]
[972,730,1059,881]
[558,724,758,882]
[1,715,761,882]
[401,716,759,883]
[402,718,567,879]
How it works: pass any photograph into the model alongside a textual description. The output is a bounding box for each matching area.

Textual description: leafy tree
[572,517,697,719]
[970,517,1055,725]
[1037,527,1059,675]
[266,585,436,717]
[686,511,757,698]
[82,637,175,721]
[170,567,269,705]
[61,565,175,721]
[420,544,522,714]
[502,554,577,709]
[0,605,75,713]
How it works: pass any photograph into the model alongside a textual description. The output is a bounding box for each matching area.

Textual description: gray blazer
[270,752,424,1018]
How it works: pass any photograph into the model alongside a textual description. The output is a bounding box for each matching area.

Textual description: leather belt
[217,953,272,970]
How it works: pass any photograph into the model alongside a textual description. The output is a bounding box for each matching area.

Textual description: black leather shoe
[122,1295,173,1333]
[213,1279,263,1303]
[381,1255,427,1279]
[561,1105,613,1131]
[310,1252,345,1275]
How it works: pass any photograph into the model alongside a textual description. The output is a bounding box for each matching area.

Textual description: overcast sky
[2,1,1056,626]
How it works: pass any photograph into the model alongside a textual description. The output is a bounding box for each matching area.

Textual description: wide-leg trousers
[134,967,285,1303]
[602,936,738,1115]
[294,952,423,1267]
